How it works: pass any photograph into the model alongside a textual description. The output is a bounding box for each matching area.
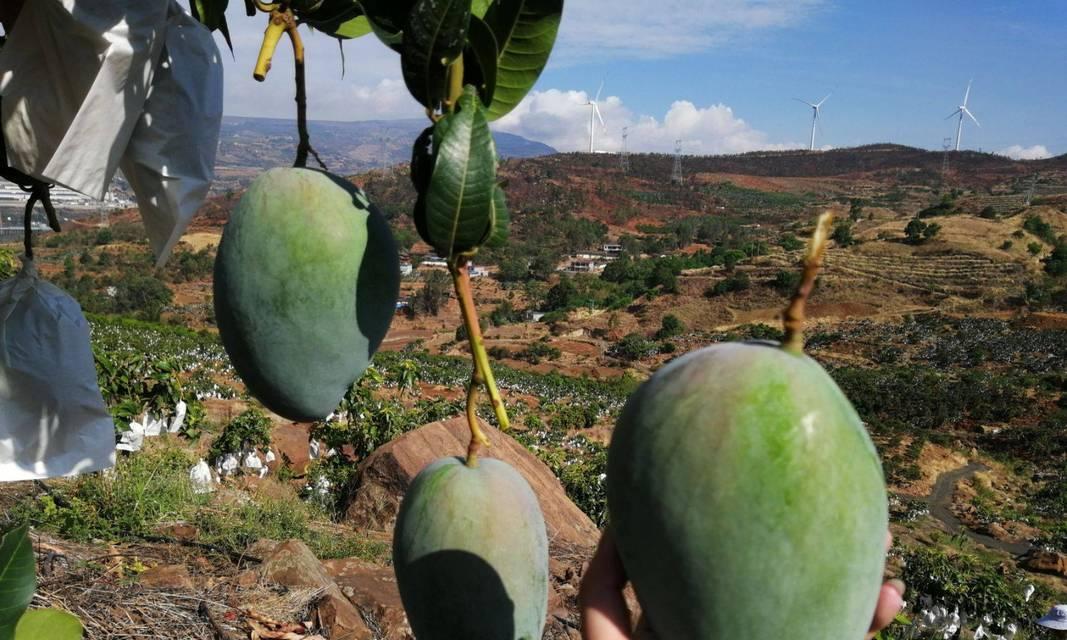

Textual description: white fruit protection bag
[0,257,115,480]
[0,0,223,266]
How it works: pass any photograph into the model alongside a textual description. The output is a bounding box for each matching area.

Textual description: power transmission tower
[1024,173,1038,206]
[940,137,952,186]
[670,139,683,185]
[620,126,630,174]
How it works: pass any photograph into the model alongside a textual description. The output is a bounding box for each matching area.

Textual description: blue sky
[219,1,1067,158]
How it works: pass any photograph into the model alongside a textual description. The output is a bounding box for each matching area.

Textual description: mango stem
[450,260,510,444]
[464,367,488,467]
[782,211,834,354]
[253,8,291,81]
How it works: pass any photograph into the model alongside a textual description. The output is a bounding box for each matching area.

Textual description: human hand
[579,529,905,640]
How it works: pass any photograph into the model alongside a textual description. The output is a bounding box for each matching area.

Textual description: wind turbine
[584,81,605,153]
[947,80,980,151]
[795,93,830,151]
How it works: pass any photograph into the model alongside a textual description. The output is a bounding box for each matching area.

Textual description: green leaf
[14,610,82,640]
[486,184,510,248]
[298,0,372,39]
[0,526,35,640]
[423,87,497,258]
[483,0,563,120]
[472,0,493,18]
[401,0,471,109]
[190,0,233,53]
[464,16,499,108]
[359,0,415,51]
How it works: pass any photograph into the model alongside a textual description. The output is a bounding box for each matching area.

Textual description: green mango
[393,457,548,640]
[214,168,399,421]
[607,341,888,639]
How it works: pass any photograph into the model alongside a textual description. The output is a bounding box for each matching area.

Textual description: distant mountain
[213,116,555,193]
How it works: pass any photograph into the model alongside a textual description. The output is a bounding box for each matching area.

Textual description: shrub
[94,228,114,245]
[1028,242,1043,256]
[655,314,685,339]
[706,271,750,296]
[779,233,804,251]
[770,270,801,294]
[830,221,855,247]
[208,408,272,463]
[610,333,658,361]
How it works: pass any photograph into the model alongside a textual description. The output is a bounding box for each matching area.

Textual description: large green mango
[214,168,399,421]
[393,457,548,640]
[608,342,887,639]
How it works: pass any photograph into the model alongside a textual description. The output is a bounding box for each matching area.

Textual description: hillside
[3,143,1067,638]
[213,116,556,195]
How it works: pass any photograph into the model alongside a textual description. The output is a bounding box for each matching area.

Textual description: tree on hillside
[655,314,685,340]
[411,270,450,316]
[904,218,941,245]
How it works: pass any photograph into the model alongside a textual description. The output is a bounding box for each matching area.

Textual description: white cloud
[492,89,796,154]
[997,144,1052,161]
[556,0,824,61]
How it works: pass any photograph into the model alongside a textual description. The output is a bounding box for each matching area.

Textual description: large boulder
[1022,550,1067,578]
[343,417,599,550]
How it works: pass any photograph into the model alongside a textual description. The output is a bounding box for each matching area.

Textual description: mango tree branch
[451,259,510,437]
[286,17,326,169]
[782,211,834,354]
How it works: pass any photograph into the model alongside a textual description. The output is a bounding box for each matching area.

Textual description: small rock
[139,564,194,591]
[235,570,258,588]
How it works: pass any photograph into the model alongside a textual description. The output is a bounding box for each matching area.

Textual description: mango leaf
[298,0,372,39]
[423,87,497,258]
[463,16,499,108]
[472,0,493,18]
[189,0,233,53]
[14,610,82,640]
[400,0,471,109]
[483,0,563,120]
[486,184,509,248]
[0,526,35,640]
[359,0,415,51]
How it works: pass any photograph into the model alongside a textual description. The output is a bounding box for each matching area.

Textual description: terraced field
[757,249,1026,297]
[828,251,1025,295]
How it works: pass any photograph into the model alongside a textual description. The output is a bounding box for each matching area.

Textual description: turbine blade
[964,108,980,127]
[595,80,605,102]
[816,93,832,107]
[946,109,962,120]
[963,80,972,107]
[593,102,605,127]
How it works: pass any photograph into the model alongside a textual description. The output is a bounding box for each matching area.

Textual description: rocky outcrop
[259,540,372,639]
[1021,550,1067,578]
[343,417,599,550]
[322,557,412,640]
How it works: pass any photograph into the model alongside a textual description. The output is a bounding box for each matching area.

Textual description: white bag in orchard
[0,257,115,481]
[0,0,223,267]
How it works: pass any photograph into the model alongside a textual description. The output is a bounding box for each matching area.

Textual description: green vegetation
[701,181,812,213]
[655,314,685,340]
[904,218,941,244]
[1023,214,1057,245]
[410,269,452,315]
[706,271,751,297]
[5,443,387,561]
[207,408,272,463]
